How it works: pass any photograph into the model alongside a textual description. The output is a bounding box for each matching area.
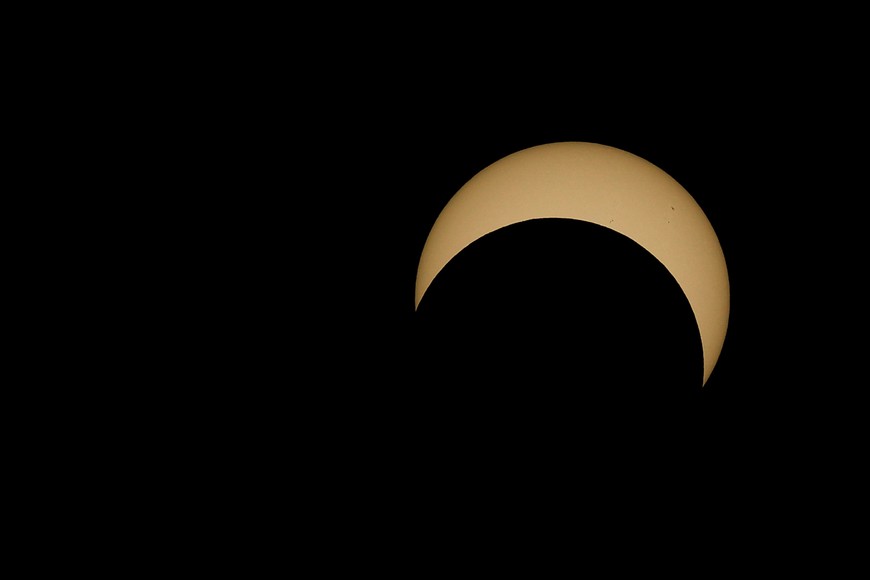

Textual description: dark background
[18,9,864,571]
[110,17,863,566]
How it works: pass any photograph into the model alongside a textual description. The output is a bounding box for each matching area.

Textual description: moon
[415,141,729,386]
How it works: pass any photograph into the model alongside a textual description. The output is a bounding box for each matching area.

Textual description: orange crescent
[415,142,729,386]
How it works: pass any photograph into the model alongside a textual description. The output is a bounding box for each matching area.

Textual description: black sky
[27,10,865,568]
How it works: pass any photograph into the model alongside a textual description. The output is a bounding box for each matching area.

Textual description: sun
[415,141,729,385]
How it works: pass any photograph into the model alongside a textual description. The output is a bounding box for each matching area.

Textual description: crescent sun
[415,141,730,386]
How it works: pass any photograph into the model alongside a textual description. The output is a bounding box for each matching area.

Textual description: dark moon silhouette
[413,218,704,441]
